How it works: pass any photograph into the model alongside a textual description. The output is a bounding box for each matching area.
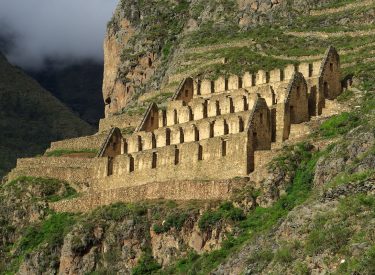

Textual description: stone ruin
[7,46,342,209]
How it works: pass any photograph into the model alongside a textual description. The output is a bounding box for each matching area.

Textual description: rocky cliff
[103,0,333,117]
[0,84,373,274]
[1,0,375,273]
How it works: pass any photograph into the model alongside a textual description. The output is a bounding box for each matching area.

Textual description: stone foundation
[51,178,250,213]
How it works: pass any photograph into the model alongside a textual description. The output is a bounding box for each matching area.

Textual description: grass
[18,213,77,253]
[337,89,355,102]
[121,127,136,136]
[45,148,98,157]
[91,202,148,222]
[318,112,360,138]
[0,54,94,179]
[313,0,357,10]
[325,170,375,189]
[4,176,78,202]
[198,202,245,231]
[153,212,189,234]
[305,217,352,255]
[160,143,322,274]
[337,245,375,275]
[132,251,162,275]
[274,245,294,263]
[5,212,78,274]
[304,194,375,271]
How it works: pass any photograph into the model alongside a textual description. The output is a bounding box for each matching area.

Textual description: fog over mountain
[0,0,118,70]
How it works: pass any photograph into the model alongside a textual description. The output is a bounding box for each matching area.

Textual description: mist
[0,0,119,70]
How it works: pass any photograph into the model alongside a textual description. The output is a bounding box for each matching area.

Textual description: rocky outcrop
[103,0,336,117]
[0,177,239,274]
[314,127,375,187]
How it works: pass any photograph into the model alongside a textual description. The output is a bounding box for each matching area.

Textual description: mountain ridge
[0,52,95,178]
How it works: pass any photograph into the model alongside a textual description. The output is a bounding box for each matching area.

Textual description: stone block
[228,75,239,90]
[215,76,226,93]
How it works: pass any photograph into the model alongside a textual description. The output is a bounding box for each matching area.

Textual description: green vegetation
[337,245,375,274]
[90,202,148,222]
[18,213,77,253]
[325,170,375,189]
[121,126,136,136]
[314,0,356,10]
[143,92,174,106]
[162,143,321,274]
[4,176,78,202]
[0,53,93,179]
[318,112,360,138]
[305,194,375,272]
[153,212,188,234]
[274,245,294,263]
[6,213,78,274]
[337,89,355,102]
[119,92,173,116]
[132,251,162,275]
[198,202,245,231]
[45,148,98,157]
[247,248,274,264]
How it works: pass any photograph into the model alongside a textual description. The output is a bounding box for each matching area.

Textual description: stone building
[8,46,342,204]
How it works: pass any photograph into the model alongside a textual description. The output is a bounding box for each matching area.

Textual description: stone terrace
[8,46,344,210]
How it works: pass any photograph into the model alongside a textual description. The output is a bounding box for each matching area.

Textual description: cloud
[0,0,119,70]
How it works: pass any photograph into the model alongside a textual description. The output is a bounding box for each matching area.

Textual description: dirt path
[184,39,255,55]
[310,0,374,16]
[287,29,375,39]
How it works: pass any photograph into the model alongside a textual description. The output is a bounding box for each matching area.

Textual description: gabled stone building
[8,46,342,205]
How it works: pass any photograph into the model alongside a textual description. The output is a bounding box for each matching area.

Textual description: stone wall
[51,178,250,213]
[46,133,109,153]
[97,132,252,190]
[320,46,342,100]
[127,110,251,154]
[98,113,142,132]
[181,60,325,99]
[284,72,309,124]
[8,157,108,186]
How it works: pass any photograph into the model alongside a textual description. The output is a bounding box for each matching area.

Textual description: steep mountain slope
[28,60,104,126]
[0,53,94,178]
[0,87,372,274]
[103,0,375,116]
[0,0,374,274]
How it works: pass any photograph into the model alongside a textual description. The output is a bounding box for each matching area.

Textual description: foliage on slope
[0,53,94,178]
[28,60,104,126]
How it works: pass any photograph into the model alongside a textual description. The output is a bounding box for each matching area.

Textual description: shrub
[4,176,77,202]
[305,221,352,255]
[337,89,354,102]
[90,203,147,224]
[294,261,310,275]
[132,251,161,275]
[274,246,294,263]
[198,202,245,231]
[153,212,189,234]
[247,248,274,264]
[18,213,77,253]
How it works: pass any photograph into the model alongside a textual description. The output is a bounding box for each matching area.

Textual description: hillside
[28,60,104,126]
[0,53,94,178]
[0,0,374,274]
[0,85,373,274]
[103,0,375,116]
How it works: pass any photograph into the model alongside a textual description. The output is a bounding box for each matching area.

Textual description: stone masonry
[7,46,342,209]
